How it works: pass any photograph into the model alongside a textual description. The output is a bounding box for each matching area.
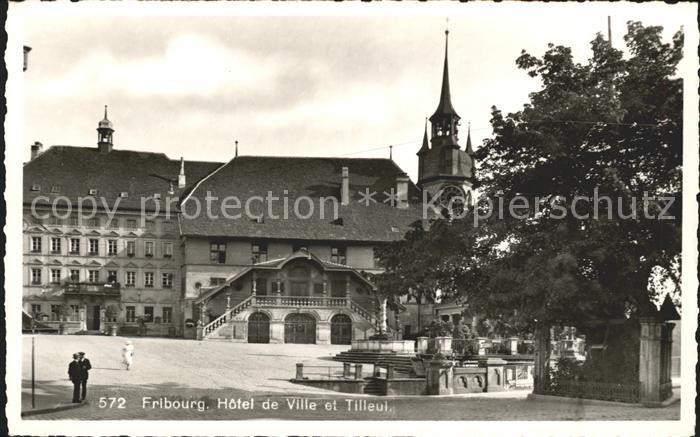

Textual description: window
[144,271,154,288]
[292,243,308,252]
[31,236,42,253]
[210,277,226,286]
[87,217,100,228]
[70,269,80,282]
[210,241,226,264]
[145,241,154,257]
[125,271,136,287]
[331,247,347,265]
[373,247,381,268]
[68,304,79,321]
[48,216,62,226]
[69,216,80,227]
[162,307,172,324]
[255,278,268,295]
[107,218,120,229]
[126,306,136,323]
[70,238,80,254]
[162,273,173,288]
[30,184,41,192]
[143,306,154,323]
[31,304,42,316]
[252,242,268,264]
[107,239,118,255]
[145,220,156,231]
[162,241,173,258]
[51,304,61,321]
[126,219,137,230]
[440,148,452,173]
[313,283,324,295]
[31,268,42,284]
[126,241,136,257]
[50,237,61,253]
[88,239,99,255]
[119,191,129,198]
[331,280,346,298]
[107,270,118,283]
[50,269,61,284]
[88,270,100,283]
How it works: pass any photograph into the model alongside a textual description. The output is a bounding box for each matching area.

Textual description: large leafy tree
[376,21,683,335]
[471,21,683,330]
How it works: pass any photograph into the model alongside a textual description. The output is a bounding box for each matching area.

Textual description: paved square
[21,335,681,420]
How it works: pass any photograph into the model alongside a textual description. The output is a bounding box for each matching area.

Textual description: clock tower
[417,29,475,213]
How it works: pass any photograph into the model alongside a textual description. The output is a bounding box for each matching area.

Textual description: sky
[20,4,689,182]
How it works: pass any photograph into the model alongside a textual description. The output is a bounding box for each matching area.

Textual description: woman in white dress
[122,340,134,370]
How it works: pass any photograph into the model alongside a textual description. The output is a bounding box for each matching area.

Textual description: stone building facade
[22,30,476,343]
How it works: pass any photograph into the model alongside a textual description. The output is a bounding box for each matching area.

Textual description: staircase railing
[202,295,254,337]
[349,299,394,337]
[203,294,394,338]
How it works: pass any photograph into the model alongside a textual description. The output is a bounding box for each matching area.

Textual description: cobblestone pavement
[21,335,680,421]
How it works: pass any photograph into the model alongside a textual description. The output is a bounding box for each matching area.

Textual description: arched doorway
[248,312,270,344]
[284,313,316,344]
[331,314,352,345]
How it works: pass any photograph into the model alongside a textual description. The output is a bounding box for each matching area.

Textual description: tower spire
[417,117,430,155]
[465,122,473,154]
[430,28,459,122]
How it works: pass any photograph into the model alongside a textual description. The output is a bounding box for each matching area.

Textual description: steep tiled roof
[179,156,425,242]
[194,250,376,303]
[24,146,222,212]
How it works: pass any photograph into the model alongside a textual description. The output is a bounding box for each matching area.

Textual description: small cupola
[97,105,114,153]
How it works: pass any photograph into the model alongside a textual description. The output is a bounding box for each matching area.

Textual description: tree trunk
[533,324,551,394]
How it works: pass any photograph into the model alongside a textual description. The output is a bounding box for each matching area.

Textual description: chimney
[396,173,409,209]
[30,141,43,160]
[341,166,349,206]
[23,46,31,72]
[178,157,186,189]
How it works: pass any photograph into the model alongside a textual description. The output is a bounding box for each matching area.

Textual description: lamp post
[31,335,35,409]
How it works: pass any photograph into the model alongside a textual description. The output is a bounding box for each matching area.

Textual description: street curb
[526,393,680,409]
[21,400,89,417]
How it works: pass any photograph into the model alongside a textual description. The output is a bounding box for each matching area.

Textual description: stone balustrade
[351,339,416,354]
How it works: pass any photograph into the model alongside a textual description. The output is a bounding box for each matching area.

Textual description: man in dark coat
[67,353,82,403]
[77,351,91,401]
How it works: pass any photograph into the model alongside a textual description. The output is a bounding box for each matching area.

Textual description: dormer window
[153,193,162,200]
[120,192,129,198]
[50,185,61,193]
[30,184,40,192]
[88,189,98,196]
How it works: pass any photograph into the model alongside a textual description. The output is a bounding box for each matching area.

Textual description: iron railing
[543,380,640,403]
[64,282,121,296]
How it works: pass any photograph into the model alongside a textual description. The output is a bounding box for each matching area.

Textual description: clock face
[439,185,468,216]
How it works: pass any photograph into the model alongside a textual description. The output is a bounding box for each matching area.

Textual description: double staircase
[201,295,384,340]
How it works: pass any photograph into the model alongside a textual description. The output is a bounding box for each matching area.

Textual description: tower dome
[97,105,114,153]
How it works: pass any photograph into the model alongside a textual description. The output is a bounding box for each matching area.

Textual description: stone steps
[363,377,384,395]
[333,351,415,375]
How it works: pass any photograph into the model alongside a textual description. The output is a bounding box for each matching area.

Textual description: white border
[5,2,698,436]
